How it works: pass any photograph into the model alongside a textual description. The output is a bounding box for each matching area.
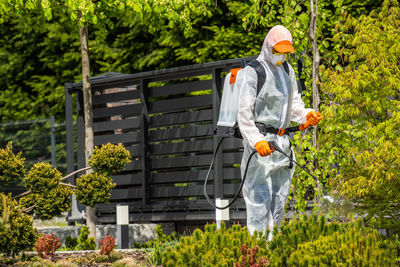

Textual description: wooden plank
[149,80,212,97]
[151,167,241,184]
[93,117,141,132]
[94,132,141,146]
[150,139,213,156]
[93,90,140,105]
[150,184,242,198]
[149,95,212,114]
[151,152,242,170]
[112,174,142,186]
[123,160,142,171]
[110,188,143,200]
[149,109,212,128]
[149,124,213,142]
[93,104,141,119]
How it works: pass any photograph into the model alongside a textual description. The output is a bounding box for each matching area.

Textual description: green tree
[319,0,400,232]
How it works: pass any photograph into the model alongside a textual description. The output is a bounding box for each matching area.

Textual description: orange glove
[255,140,274,157]
[306,111,323,126]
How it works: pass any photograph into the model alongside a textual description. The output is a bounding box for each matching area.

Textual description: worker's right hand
[306,111,323,126]
[255,140,274,157]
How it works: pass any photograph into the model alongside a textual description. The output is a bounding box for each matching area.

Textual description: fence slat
[149,95,212,114]
[149,124,212,142]
[93,90,140,105]
[149,80,212,97]
[150,139,213,155]
[94,132,141,146]
[149,109,212,128]
[93,117,141,132]
[93,103,141,119]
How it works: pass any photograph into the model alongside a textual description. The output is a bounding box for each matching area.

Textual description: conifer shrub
[89,143,131,175]
[77,225,96,250]
[19,184,72,220]
[34,233,61,260]
[24,162,62,193]
[287,223,397,266]
[0,142,25,184]
[267,214,344,266]
[160,222,269,267]
[0,193,37,256]
[75,172,116,208]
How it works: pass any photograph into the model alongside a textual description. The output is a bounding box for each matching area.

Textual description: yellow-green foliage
[24,162,62,193]
[287,226,397,266]
[20,185,72,220]
[0,193,37,256]
[267,214,343,266]
[319,0,400,233]
[89,143,131,175]
[160,222,268,267]
[0,142,25,184]
[77,226,96,250]
[75,172,116,208]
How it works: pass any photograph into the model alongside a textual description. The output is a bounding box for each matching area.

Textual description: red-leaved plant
[235,244,270,267]
[99,235,116,255]
[35,233,61,260]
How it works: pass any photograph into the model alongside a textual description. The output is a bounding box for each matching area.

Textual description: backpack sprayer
[203,60,323,210]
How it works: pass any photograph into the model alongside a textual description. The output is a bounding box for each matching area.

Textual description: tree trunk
[78,18,96,240]
[309,0,320,149]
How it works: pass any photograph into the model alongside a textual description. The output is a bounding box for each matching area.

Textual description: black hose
[203,139,324,210]
[203,137,258,210]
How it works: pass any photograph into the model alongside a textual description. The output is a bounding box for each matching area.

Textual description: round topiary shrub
[0,193,37,256]
[24,162,62,193]
[0,142,25,185]
[89,143,131,175]
[75,172,116,208]
[19,185,72,221]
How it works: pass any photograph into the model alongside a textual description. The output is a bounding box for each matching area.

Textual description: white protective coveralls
[237,25,313,237]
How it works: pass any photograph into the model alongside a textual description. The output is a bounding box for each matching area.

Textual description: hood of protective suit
[257,25,293,65]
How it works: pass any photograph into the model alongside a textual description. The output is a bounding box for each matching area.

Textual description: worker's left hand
[306,111,323,126]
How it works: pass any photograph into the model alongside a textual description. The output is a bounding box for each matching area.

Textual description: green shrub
[77,226,96,250]
[24,162,61,193]
[160,222,269,267]
[89,143,131,175]
[65,235,78,250]
[0,142,25,184]
[20,184,72,220]
[75,172,115,208]
[267,214,343,266]
[0,193,38,256]
[287,225,397,266]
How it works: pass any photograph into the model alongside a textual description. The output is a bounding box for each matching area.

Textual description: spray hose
[203,137,323,210]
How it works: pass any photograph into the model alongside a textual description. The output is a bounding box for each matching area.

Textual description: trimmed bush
[0,193,37,256]
[89,143,131,175]
[0,142,25,184]
[24,162,62,193]
[20,184,72,220]
[75,172,115,208]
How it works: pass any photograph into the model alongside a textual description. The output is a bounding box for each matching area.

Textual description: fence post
[64,83,74,176]
[140,79,150,205]
[50,115,56,168]
[212,68,227,227]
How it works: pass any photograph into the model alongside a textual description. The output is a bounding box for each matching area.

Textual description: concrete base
[36,223,175,248]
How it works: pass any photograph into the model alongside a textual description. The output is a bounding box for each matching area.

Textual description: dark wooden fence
[65,56,263,225]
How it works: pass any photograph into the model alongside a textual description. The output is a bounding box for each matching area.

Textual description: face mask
[270,54,286,66]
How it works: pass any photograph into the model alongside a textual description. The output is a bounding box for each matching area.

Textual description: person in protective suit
[237,25,322,238]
